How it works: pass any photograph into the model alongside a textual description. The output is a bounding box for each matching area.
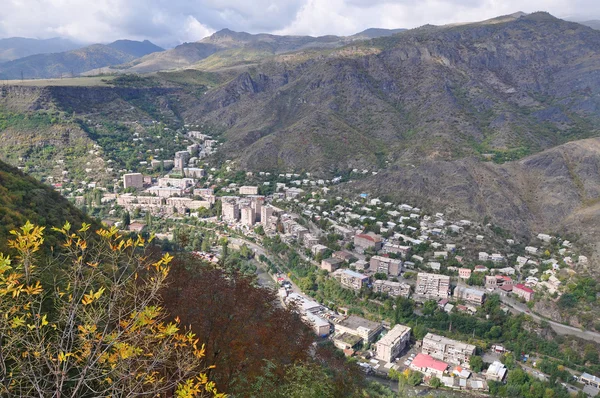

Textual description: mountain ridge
[0,39,163,79]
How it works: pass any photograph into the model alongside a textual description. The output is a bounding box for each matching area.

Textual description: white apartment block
[222,201,240,221]
[422,333,476,367]
[240,206,256,227]
[239,186,259,195]
[415,273,450,299]
[375,324,411,362]
[123,173,143,189]
[372,280,411,298]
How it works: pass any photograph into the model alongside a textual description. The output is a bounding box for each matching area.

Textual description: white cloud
[0,0,599,47]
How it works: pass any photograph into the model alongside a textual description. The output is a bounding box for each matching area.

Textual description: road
[233,236,600,344]
[499,295,600,343]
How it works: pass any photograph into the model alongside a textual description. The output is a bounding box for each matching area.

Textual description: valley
[1,10,600,397]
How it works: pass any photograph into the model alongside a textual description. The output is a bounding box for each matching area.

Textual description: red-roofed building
[513,284,534,302]
[410,353,448,377]
[354,233,383,252]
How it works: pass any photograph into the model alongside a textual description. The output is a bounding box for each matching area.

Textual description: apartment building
[415,273,450,299]
[321,257,344,273]
[375,324,411,362]
[335,315,383,344]
[174,151,190,169]
[453,286,486,306]
[370,256,402,276]
[422,333,476,367]
[123,173,144,189]
[333,269,369,291]
[158,177,195,189]
[372,280,411,298]
[240,206,256,227]
[239,186,259,195]
[222,200,240,222]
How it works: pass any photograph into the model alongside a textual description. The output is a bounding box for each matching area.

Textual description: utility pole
[21,70,24,82]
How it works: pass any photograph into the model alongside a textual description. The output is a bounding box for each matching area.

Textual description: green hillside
[0,159,92,252]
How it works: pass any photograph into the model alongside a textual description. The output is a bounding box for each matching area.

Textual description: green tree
[470,355,484,373]
[121,210,131,228]
[430,376,442,389]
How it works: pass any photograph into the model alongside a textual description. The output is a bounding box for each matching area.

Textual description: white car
[404,360,411,366]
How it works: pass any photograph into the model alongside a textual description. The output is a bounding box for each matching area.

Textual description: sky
[1,0,599,48]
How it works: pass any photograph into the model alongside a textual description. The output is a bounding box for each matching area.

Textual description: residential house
[410,353,448,378]
[513,284,534,302]
[485,361,507,382]
[453,286,486,306]
[458,268,472,279]
[354,232,383,252]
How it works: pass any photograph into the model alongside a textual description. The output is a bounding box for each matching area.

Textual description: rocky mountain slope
[0,37,82,63]
[0,40,163,79]
[182,13,600,175]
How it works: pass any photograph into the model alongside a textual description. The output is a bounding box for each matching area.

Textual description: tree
[122,210,131,228]
[0,221,222,397]
[407,370,423,386]
[429,376,442,389]
[470,355,484,373]
[161,254,316,393]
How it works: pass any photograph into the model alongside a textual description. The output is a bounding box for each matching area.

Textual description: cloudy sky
[1,0,599,48]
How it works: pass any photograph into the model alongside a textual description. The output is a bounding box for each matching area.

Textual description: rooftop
[338,315,380,332]
[412,353,448,372]
[515,284,535,293]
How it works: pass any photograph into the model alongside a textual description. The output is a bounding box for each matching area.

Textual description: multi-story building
[146,187,184,198]
[458,268,472,279]
[174,151,191,169]
[581,373,600,389]
[248,195,264,222]
[375,324,411,362]
[123,173,144,189]
[157,177,195,189]
[240,206,256,227]
[303,233,319,247]
[222,200,240,222]
[334,315,383,344]
[183,168,205,178]
[422,333,476,367]
[372,280,411,298]
[239,186,259,195]
[354,233,383,252]
[453,286,486,306]
[370,256,402,276]
[321,257,344,273]
[415,273,450,299]
[333,269,369,291]
[485,361,508,382]
[513,284,534,302]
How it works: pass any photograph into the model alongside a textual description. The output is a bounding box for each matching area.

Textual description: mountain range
[3,11,600,250]
[0,37,82,63]
[0,40,163,79]
[84,28,407,75]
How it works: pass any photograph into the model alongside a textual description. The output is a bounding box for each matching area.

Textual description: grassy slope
[0,160,93,252]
